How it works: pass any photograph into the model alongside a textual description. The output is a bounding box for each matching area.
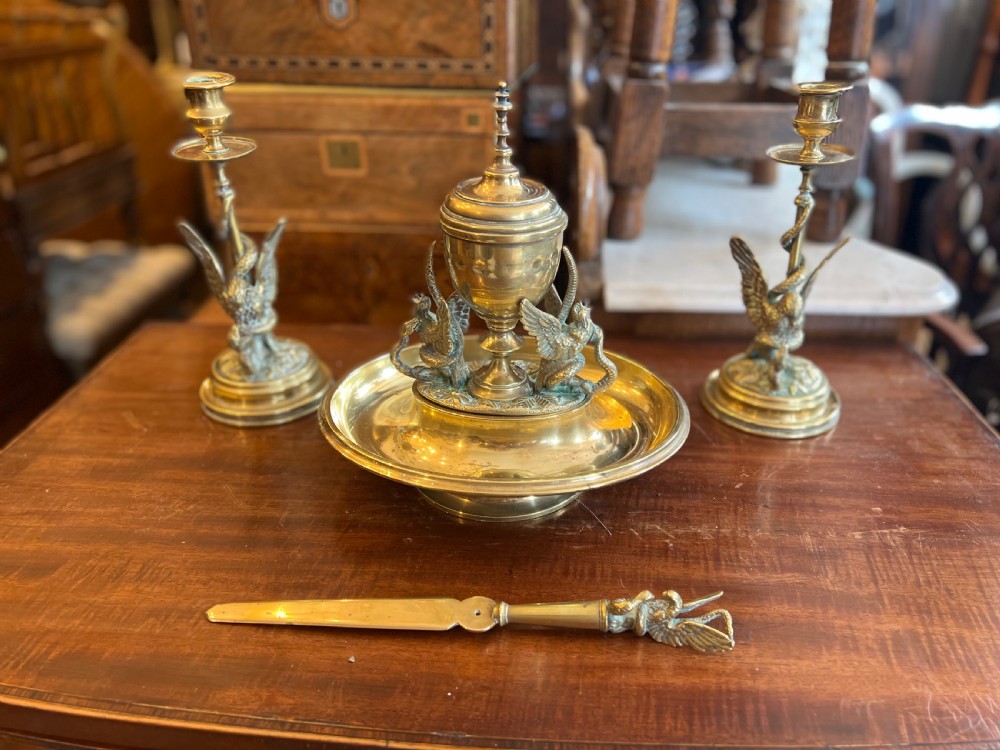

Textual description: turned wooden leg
[809,0,876,241]
[606,0,679,240]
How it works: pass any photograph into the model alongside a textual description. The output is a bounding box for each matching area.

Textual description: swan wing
[520,299,570,360]
[730,237,770,331]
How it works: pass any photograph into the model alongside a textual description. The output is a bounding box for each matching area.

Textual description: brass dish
[319,337,689,521]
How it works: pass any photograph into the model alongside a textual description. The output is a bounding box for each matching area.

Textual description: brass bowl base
[701,353,840,439]
[320,337,689,521]
[200,342,332,427]
[419,489,582,522]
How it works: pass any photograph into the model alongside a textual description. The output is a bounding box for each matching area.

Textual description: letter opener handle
[206,589,734,653]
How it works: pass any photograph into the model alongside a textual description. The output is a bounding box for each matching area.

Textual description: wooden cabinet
[212,86,497,233]
[179,0,537,322]
[182,0,537,89]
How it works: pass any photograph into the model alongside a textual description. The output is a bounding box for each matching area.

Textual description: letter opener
[206,589,734,653]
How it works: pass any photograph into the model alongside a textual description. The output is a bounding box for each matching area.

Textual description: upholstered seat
[1,3,200,381]
[40,239,196,373]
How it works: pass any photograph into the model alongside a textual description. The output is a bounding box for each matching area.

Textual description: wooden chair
[869,102,1000,427]
[0,2,196,379]
[0,192,72,447]
[569,0,878,266]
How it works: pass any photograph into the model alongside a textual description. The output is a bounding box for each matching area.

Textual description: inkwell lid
[440,82,567,244]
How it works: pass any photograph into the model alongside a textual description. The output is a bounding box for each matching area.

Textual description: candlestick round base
[200,340,333,427]
[700,352,840,439]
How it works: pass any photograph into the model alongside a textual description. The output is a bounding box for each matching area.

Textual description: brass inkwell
[319,84,690,521]
[172,73,332,426]
[701,82,854,439]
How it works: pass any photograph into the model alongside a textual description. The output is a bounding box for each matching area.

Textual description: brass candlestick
[172,72,331,427]
[701,81,854,439]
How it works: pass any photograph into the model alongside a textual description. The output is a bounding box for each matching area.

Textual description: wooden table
[2,323,999,749]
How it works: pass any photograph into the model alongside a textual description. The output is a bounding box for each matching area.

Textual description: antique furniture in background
[967,0,1000,104]
[0,202,70,447]
[178,0,538,324]
[0,2,196,441]
[806,0,877,241]
[869,0,997,107]
[561,0,877,304]
[0,321,998,747]
[869,101,1000,427]
[597,156,958,342]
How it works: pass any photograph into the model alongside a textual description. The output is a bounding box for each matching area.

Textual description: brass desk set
[701,82,855,439]
[165,75,754,648]
[171,76,855,515]
[172,73,332,426]
[318,83,690,521]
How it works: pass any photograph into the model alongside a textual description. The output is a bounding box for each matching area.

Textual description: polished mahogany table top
[2,323,999,749]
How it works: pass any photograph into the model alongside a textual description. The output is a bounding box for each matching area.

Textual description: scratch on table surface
[224,484,242,508]
[691,419,716,444]
[848,526,915,546]
[760,463,789,481]
[925,693,1000,744]
[648,523,676,540]
[839,696,885,725]
[121,410,148,433]
[578,500,612,536]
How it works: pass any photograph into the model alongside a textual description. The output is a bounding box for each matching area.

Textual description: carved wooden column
[609,0,637,71]
[751,0,797,185]
[808,0,877,241]
[606,0,679,240]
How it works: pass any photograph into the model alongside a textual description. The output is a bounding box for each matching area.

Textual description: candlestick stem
[785,166,815,275]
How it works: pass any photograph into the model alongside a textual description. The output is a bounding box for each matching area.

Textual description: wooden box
[206,84,498,234]
[181,0,537,89]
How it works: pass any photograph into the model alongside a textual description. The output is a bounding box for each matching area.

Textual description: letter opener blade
[206,589,734,653]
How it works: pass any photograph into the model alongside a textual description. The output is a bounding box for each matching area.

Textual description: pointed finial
[489,81,515,174]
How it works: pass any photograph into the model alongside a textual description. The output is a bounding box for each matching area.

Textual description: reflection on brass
[172,72,331,426]
[321,336,689,521]
[206,589,733,653]
[702,81,854,439]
